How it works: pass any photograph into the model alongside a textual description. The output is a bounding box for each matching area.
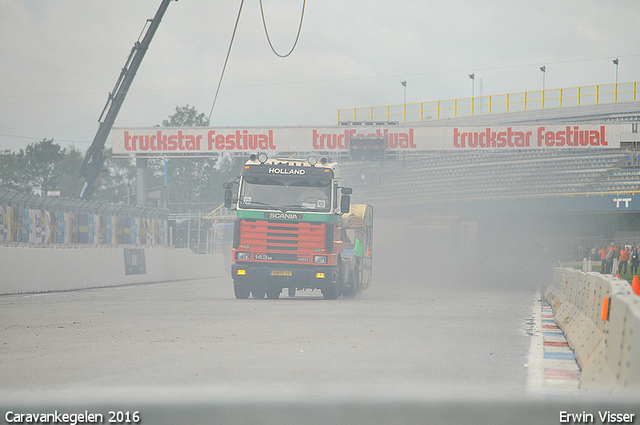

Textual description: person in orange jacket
[619,245,630,275]
[598,245,609,273]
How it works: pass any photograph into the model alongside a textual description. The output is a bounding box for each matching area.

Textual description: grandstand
[343,148,639,208]
[341,100,640,212]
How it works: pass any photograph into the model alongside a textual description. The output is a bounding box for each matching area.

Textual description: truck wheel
[234,283,250,299]
[342,286,357,298]
[322,285,339,300]
[251,289,266,299]
[266,288,281,299]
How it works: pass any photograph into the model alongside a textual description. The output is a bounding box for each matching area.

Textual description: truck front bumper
[231,262,335,290]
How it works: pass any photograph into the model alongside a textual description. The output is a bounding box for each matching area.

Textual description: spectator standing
[631,246,640,275]
[612,245,620,274]
[604,243,616,274]
[599,245,608,273]
[619,245,630,275]
[591,244,599,262]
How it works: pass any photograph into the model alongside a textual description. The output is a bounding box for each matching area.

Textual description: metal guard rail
[0,189,169,219]
[338,81,639,123]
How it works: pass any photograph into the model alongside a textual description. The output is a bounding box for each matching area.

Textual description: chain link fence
[0,190,169,247]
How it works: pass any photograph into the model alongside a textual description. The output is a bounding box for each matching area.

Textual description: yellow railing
[337,81,639,124]
[203,203,234,220]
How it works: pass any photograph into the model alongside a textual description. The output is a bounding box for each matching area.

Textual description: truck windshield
[239,176,332,212]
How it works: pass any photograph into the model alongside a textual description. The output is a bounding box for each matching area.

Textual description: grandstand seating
[341,148,640,208]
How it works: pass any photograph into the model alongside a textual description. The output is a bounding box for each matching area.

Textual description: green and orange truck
[223,154,372,299]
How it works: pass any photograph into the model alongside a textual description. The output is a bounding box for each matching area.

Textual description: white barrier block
[580,338,617,393]
[547,266,640,393]
[615,294,640,389]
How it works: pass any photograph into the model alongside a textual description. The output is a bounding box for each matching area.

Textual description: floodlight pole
[613,58,619,102]
[469,73,475,114]
[401,80,407,121]
[540,66,546,108]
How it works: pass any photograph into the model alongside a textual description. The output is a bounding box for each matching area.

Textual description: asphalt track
[0,254,545,398]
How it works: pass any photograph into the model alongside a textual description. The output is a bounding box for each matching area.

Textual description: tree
[19,138,64,195]
[0,139,67,195]
[56,146,84,198]
[0,149,22,192]
[0,139,140,203]
[0,139,123,200]
[162,105,210,127]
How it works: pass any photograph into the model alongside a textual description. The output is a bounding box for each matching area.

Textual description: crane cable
[208,0,306,121]
[208,0,245,121]
[259,0,306,58]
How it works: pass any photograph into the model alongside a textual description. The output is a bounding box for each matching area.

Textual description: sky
[1,0,639,153]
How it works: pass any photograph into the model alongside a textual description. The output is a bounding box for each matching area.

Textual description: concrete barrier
[545,267,640,393]
[0,247,225,295]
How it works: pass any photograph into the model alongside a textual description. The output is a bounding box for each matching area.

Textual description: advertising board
[112,124,628,156]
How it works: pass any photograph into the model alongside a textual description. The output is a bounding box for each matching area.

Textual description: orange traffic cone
[632,275,640,296]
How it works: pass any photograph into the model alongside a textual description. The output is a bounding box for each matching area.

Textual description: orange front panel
[239,220,326,254]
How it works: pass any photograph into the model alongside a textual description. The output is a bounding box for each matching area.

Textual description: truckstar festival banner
[112,124,628,155]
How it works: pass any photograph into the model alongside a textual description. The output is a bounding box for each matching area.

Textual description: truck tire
[266,287,281,299]
[322,284,339,300]
[251,289,266,299]
[341,286,357,298]
[234,283,250,299]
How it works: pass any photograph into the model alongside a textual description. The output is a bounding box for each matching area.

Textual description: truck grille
[240,219,325,254]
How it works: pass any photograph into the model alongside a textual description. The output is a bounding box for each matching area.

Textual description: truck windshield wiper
[243,201,277,209]
[279,204,316,212]
[243,201,307,212]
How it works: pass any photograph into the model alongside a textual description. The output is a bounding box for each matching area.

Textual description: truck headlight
[313,255,328,264]
[236,251,251,261]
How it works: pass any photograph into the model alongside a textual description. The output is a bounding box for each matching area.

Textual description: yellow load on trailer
[342,204,373,292]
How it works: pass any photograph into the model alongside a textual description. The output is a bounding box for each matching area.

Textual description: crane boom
[79,0,176,200]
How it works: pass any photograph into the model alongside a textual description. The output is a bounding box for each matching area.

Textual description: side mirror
[341,187,353,195]
[341,194,351,214]
[223,181,238,210]
[224,189,233,209]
